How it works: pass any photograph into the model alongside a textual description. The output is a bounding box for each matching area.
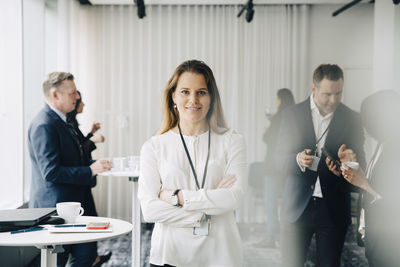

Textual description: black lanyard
[314,121,332,155]
[178,124,211,190]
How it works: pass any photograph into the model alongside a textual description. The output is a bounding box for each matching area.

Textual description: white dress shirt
[297,96,334,198]
[48,103,67,122]
[138,128,247,267]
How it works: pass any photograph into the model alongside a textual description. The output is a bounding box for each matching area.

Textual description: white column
[394,5,400,93]
[373,1,397,92]
[57,0,71,71]
[0,0,24,209]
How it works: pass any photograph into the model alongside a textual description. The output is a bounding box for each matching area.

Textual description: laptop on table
[0,208,56,232]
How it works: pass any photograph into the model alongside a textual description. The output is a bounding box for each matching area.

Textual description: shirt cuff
[296,153,306,172]
[181,189,203,210]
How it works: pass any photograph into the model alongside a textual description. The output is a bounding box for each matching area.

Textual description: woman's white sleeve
[138,140,203,227]
[181,133,248,215]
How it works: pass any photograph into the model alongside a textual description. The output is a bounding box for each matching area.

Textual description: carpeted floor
[97,223,368,267]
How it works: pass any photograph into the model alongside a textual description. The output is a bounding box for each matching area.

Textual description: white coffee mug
[56,202,84,223]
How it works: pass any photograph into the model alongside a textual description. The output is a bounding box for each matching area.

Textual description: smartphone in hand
[321,147,341,170]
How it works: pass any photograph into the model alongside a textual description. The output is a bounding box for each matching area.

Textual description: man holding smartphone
[277,64,365,267]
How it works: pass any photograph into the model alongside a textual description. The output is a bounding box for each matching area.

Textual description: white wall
[22,0,47,203]
[309,4,374,112]
[0,1,24,209]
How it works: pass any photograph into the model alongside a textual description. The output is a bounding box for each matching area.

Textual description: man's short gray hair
[43,72,74,97]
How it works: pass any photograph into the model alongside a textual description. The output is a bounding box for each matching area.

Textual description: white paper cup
[112,157,127,172]
[127,156,140,172]
[56,202,84,223]
[343,161,360,170]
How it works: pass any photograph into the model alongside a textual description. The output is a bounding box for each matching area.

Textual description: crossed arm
[138,134,247,227]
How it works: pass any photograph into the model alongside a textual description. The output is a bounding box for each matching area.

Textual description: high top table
[99,171,140,267]
[0,216,132,267]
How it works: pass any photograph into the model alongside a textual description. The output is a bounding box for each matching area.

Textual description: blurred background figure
[67,91,105,162]
[255,88,295,248]
[66,90,111,267]
[337,90,400,267]
[28,72,112,266]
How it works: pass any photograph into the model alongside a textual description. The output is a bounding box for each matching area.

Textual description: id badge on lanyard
[193,215,211,236]
[309,122,331,172]
[178,124,211,236]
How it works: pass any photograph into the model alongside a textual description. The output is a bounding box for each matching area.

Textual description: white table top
[0,216,132,247]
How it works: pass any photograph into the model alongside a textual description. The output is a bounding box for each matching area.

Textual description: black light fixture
[237,0,254,23]
[76,0,92,5]
[135,0,146,19]
[332,0,398,18]
[332,0,362,16]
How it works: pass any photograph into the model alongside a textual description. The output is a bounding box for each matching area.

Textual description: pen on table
[11,227,45,234]
[54,224,87,228]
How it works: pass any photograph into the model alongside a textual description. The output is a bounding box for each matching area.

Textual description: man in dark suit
[277,64,366,267]
[28,72,112,267]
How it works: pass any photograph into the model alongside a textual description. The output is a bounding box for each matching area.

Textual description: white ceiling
[89,0,362,5]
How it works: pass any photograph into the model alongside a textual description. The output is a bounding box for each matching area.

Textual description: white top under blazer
[138,128,247,267]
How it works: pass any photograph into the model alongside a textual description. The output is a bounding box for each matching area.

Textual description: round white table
[99,171,140,267]
[0,216,132,267]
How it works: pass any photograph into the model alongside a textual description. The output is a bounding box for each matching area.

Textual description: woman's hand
[341,165,381,200]
[90,122,101,134]
[159,190,173,203]
[340,165,367,189]
[217,174,236,189]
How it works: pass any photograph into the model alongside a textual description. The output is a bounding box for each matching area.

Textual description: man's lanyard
[314,121,331,155]
[178,123,211,190]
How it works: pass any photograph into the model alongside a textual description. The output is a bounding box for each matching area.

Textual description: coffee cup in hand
[56,202,84,223]
[343,161,359,170]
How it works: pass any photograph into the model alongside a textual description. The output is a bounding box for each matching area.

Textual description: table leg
[130,177,140,267]
[39,245,63,267]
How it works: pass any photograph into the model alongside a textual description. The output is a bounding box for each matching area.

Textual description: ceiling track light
[332,0,382,17]
[237,0,254,23]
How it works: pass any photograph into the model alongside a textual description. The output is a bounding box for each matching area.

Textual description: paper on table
[48,226,113,233]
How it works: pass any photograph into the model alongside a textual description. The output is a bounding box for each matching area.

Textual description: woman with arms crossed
[138,60,247,267]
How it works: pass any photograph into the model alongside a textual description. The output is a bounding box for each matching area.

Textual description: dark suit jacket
[277,97,365,228]
[28,105,97,216]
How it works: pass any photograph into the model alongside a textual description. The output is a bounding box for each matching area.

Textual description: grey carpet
[97,223,368,267]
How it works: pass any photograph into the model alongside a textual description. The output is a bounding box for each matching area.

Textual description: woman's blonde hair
[158,60,228,135]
